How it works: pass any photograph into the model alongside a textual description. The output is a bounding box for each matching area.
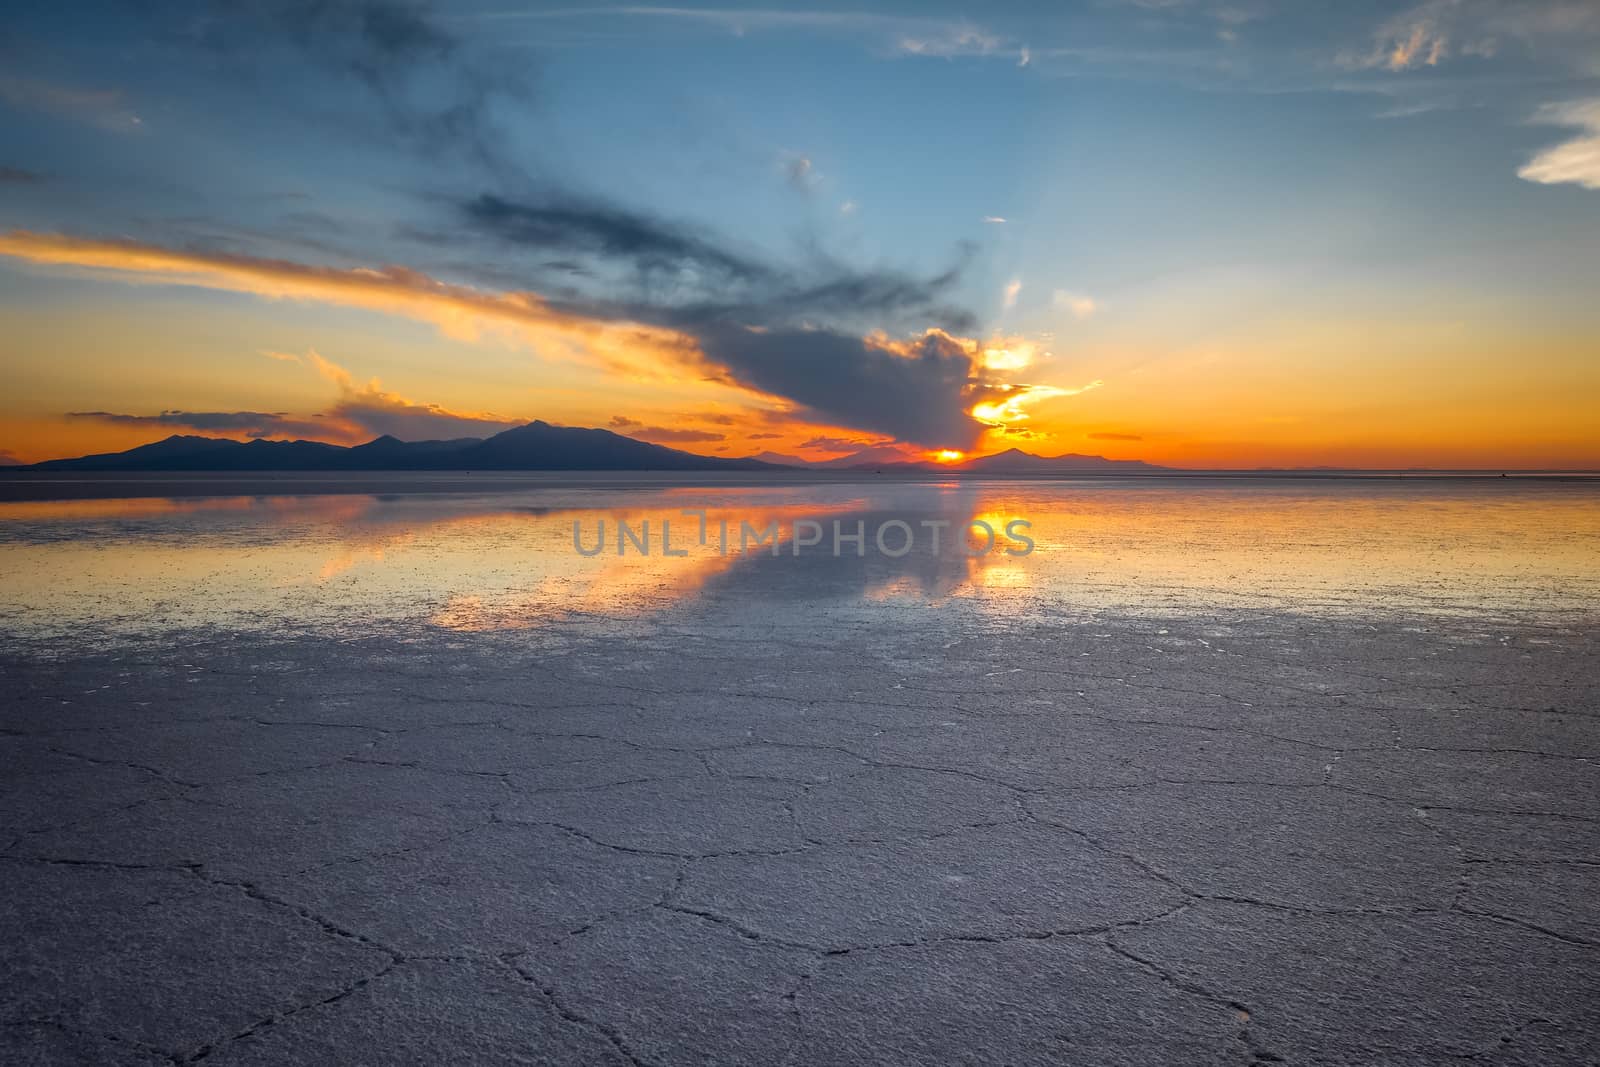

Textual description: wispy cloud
[1002,278,1022,310]
[68,348,522,444]
[1052,290,1098,319]
[1519,99,1600,190]
[186,0,531,172]
[289,349,523,440]
[460,193,771,285]
[970,380,1103,427]
[467,6,1020,61]
[785,154,819,192]
[0,230,695,376]
[0,75,143,132]
[608,415,725,443]
[66,409,336,439]
[1338,0,1598,73]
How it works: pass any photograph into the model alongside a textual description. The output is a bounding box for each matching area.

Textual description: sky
[1,0,1598,469]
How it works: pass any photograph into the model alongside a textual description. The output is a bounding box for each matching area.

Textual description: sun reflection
[2,481,1597,640]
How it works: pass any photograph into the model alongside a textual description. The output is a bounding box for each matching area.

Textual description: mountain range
[748,446,1164,473]
[10,422,1163,473]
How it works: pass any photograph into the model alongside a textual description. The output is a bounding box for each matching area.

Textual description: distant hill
[20,428,1167,475]
[748,446,1165,474]
[25,422,787,472]
[745,450,814,467]
[959,448,1165,474]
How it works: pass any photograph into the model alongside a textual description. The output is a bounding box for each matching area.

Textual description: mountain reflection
[1,478,1597,639]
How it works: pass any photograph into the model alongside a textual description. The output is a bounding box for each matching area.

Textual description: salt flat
[2,479,1598,1064]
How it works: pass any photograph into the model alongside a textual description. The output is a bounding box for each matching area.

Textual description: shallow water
[1,476,1597,641]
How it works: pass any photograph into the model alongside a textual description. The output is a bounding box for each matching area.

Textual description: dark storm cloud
[695,258,977,333]
[463,194,770,285]
[694,327,985,447]
[456,193,975,334]
[454,190,986,445]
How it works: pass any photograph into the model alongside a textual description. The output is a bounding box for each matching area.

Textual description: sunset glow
[1,2,1597,470]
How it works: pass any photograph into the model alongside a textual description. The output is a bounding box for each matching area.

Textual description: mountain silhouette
[959,447,1163,473]
[25,422,786,472]
[18,426,1166,474]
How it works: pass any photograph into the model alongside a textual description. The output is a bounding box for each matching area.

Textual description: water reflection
[1,479,1597,639]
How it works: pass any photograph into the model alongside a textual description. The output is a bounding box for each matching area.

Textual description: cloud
[1519,99,1600,190]
[1089,431,1143,441]
[64,349,516,445]
[608,414,722,443]
[473,7,1016,62]
[460,193,771,284]
[0,230,1001,449]
[66,410,339,440]
[1002,278,1022,310]
[183,0,531,171]
[1052,289,1099,319]
[971,380,1103,427]
[1381,20,1449,70]
[290,349,522,439]
[839,200,858,216]
[455,191,976,336]
[0,230,696,375]
[785,154,819,192]
[70,349,525,445]
[801,435,888,452]
[976,339,1042,372]
[983,216,1007,224]
[0,166,47,184]
[747,432,783,440]
[624,425,726,444]
[895,24,1007,59]
[0,75,143,132]
[695,326,989,447]
[1339,1,1597,74]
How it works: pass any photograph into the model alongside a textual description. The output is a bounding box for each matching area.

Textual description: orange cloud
[0,230,698,378]
[0,231,1090,455]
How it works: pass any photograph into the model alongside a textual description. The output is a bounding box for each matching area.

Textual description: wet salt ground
[2,479,1599,1064]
